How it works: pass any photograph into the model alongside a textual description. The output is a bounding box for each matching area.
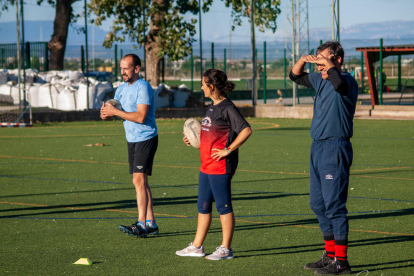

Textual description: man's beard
[123,75,133,83]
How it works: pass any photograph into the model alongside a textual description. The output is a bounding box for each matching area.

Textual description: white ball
[183,118,201,149]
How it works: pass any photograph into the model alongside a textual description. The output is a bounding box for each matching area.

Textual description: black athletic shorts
[127,135,158,175]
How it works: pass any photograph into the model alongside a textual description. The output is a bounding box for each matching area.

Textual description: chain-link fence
[2,38,414,105]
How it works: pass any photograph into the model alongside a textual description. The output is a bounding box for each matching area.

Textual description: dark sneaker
[315,258,352,275]
[146,225,159,235]
[304,251,334,270]
[118,222,147,238]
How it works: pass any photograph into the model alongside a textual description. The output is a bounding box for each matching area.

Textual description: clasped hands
[100,102,116,120]
[300,54,335,70]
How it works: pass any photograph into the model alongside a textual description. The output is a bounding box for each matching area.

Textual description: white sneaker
[205,245,234,260]
[176,242,205,257]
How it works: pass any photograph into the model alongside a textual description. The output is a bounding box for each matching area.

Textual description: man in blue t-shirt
[101,54,158,238]
[290,41,358,275]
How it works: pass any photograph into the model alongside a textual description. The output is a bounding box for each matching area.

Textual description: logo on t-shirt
[201,117,212,127]
[325,174,333,180]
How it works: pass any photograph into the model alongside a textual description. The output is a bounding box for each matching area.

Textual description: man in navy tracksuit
[290,41,358,275]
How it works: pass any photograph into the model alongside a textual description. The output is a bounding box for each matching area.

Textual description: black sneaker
[146,225,159,235]
[315,258,352,275]
[119,221,147,238]
[304,251,334,270]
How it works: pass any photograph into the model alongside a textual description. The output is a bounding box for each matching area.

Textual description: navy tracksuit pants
[310,138,353,240]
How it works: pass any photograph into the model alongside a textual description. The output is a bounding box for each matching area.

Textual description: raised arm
[289,55,317,89]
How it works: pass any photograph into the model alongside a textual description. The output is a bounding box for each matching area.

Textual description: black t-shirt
[200,99,250,175]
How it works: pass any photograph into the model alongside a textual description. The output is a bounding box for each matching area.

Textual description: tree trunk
[48,0,73,70]
[145,0,167,87]
[145,42,162,87]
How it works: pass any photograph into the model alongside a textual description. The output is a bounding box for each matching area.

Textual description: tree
[89,0,281,86]
[45,0,80,70]
[1,0,79,70]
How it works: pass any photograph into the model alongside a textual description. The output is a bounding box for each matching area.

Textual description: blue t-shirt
[114,78,157,142]
[308,72,358,140]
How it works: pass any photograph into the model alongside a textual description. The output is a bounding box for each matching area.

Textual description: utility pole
[250,0,257,106]
[229,30,231,65]
[332,0,340,42]
[286,0,309,106]
[20,0,27,108]
[84,0,89,109]
[15,0,22,112]
[143,0,146,80]
[199,0,203,87]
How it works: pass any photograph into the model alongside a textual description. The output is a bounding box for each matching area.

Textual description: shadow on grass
[351,169,414,177]
[0,192,308,218]
[235,235,414,258]
[258,127,311,132]
[0,187,133,199]
[353,259,414,273]
[232,177,310,184]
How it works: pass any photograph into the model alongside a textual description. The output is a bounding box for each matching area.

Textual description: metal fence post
[26,42,30,69]
[360,52,364,91]
[190,50,193,91]
[162,56,165,84]
[114,44,118,80]
[379,38,383,105]
[263,41,266,104]
[211,42,214,68]
[120,49,123,77]
[397,55,401,92]
[223,48,226,74]
[44,42,48,71]
[284,48,287,90]
[81,45,85,73]
[0,48,3,68]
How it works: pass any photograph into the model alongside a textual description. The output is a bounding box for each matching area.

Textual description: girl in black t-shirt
[176,69,252,260]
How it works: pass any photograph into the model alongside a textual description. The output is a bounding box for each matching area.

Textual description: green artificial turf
[0,118,413,275]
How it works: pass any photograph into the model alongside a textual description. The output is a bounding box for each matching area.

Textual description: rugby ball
[105,99,122,119]
[183,118,201,149]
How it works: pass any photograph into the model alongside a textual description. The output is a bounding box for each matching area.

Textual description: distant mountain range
[308,20,414,40]
[0,21,109,45]
[1,20,414,45]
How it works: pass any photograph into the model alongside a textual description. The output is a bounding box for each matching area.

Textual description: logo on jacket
[325,174,333,180]
[201,117,212,127]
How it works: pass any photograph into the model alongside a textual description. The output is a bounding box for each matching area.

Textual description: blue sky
[1,0,413,42]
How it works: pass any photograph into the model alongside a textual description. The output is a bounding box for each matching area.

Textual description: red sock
[335,240,348,261]
[324,235,335,258]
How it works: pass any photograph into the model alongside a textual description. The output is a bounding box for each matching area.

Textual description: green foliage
[63,59,80,71]
[88,0,281,61]
[270,58,285,70]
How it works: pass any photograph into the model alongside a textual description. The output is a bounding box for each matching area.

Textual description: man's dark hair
[316,41,344,65]
[123,54,141,67]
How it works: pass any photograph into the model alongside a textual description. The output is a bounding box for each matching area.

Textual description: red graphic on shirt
[201,117,212,127]
[200,116,230,175]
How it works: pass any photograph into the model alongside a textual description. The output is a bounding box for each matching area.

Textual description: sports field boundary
[24,105,414,124]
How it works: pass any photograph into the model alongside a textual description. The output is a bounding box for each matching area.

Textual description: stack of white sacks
[0,69,192,110]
